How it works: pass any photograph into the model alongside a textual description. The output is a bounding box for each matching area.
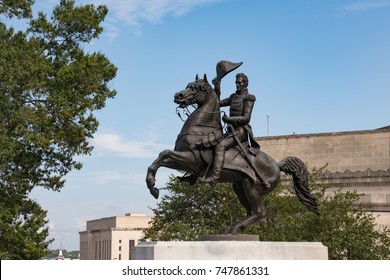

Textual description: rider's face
[235,77,245,92]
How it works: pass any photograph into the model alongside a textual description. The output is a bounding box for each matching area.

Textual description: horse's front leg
[146,149,195,199]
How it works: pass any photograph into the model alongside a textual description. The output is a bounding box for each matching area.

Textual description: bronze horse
[146,74,319,234]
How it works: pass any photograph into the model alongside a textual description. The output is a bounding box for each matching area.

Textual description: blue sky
[6,0,390,250]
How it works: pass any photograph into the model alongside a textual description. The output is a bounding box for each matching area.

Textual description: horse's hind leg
[225,180,266,234]
[232,182,252,217]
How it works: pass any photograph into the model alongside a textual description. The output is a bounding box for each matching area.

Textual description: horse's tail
[278,156,319,215]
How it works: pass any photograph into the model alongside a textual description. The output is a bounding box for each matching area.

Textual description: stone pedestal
[133,241,328,260]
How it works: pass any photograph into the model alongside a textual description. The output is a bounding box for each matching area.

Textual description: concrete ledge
[198,234,259,241]
[133,241,328,260]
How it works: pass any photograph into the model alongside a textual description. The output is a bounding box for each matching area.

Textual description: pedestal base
[133,241,328,260]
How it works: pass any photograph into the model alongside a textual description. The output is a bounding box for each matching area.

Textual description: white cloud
[103,22,120,42]
[47,221,56,230]
[93,169,177,185]
[84,0,225,36]
[92,132,170,158]
[92,170,144,185]
[46,219,85,250]
[339,0,390,13]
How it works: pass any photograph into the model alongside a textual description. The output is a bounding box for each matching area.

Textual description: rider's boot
[201,149,224,185]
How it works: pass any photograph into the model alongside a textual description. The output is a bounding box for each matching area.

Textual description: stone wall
[257,126,390,172]
[256,126,390,227]
[86,214,151,231]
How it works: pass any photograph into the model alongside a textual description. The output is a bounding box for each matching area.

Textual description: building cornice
[256,126,390,141]
[318,168,390,180]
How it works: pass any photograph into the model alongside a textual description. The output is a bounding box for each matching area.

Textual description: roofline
[256,126,390,140]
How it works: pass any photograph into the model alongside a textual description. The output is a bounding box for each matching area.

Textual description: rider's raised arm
[212,78,221,99]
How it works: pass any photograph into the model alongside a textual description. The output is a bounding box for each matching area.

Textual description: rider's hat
[215,60,243,81]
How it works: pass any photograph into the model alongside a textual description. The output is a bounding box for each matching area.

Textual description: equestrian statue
[146,61,319,234]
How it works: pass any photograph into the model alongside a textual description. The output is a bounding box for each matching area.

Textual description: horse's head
[174,74,214,108]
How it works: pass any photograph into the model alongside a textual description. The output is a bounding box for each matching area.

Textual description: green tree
[251,183,390,260]
[144,176,246,241]
[0,0,34,18]
[0,0,117,259]
[144,175,390,260]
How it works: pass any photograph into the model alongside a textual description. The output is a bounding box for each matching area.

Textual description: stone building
[79,212,152,260]
[256,126,390,228]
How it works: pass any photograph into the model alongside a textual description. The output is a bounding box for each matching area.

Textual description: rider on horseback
[202,72,260,184]
[146,62,319,230]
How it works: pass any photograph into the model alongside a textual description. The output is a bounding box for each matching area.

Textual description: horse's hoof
[146,177,156,189]
[228,227,241,235]
[221,227,231,234]
[149,187,159,199]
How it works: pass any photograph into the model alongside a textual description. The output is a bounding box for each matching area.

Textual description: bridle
[175,84,221,124]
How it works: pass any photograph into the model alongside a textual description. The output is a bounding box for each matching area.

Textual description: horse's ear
[203,74,208,83]
[195,74,199,81]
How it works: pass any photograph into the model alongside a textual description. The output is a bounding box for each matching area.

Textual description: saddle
[196,130,223,148]
[200,141,259,183]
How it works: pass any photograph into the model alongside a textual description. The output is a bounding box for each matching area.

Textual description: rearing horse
[146,74,319,234]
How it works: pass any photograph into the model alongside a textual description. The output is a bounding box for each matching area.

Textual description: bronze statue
[146,61,319,234]
[202,71,261,185]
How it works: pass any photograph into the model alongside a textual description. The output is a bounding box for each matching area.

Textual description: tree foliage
[144,176,246,241]
[0,0,34,18]
[0,0,117,259]
[144,175,390,260]
[251,183,390,260]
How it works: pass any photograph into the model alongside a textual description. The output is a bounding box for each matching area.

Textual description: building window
[119,254,121,260]
[129,240,135,260]
[119,246,121,251]
[95,241,98,260]
[98,241,102,260]
[103,240,105,260]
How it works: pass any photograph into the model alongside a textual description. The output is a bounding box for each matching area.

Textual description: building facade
[79,213,152,260]
[256,126,390,228]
